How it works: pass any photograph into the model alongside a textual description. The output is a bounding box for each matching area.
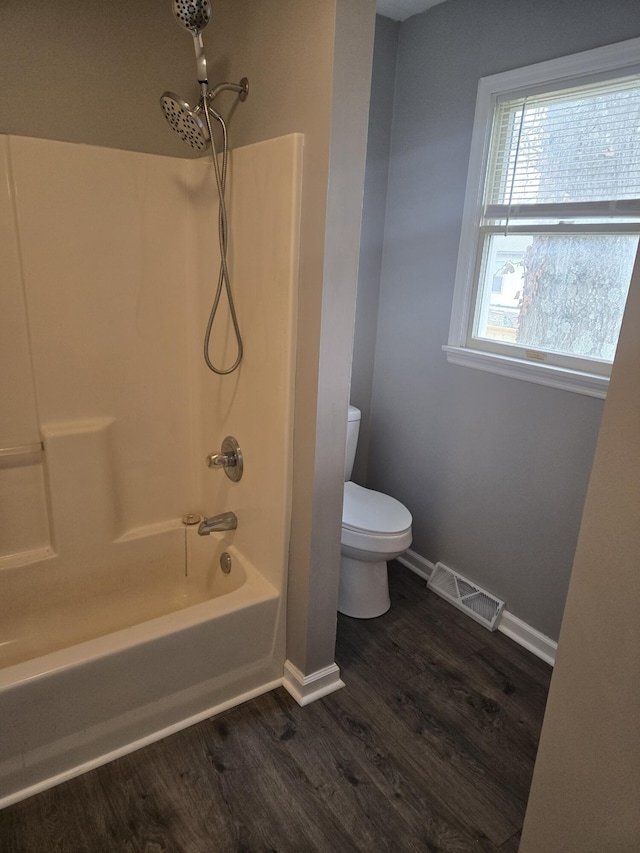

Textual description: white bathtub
[0,529,283,808]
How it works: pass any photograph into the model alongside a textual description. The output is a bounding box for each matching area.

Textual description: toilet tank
[345,405,361,481]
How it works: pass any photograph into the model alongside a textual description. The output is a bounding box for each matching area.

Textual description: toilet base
[338,555,390,619]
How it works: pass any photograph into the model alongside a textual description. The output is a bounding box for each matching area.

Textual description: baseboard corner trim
[283,660,345,707]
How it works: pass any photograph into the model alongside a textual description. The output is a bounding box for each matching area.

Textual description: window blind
[484,74,640,215]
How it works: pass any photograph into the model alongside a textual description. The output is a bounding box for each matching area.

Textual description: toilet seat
[341,482,412,558]
[342,481,412,535]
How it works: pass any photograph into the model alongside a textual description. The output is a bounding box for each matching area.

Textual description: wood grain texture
[0,562,550,852]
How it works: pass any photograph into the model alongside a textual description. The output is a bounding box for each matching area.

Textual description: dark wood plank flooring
[0,562,551,852]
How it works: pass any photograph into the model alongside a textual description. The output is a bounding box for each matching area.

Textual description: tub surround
[0,132,301,804]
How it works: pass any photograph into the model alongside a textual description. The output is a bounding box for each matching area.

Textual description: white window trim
[446,36,640,400]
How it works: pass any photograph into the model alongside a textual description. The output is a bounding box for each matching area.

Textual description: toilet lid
[343,481,412,535]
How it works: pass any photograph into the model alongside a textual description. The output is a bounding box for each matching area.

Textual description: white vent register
[428,562,505,631]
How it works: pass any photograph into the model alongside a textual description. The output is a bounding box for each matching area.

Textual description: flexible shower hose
[202,102,243,375]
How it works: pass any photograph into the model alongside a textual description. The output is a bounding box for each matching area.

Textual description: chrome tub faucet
[197,511,238,536]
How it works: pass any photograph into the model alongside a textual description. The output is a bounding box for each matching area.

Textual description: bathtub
[0,528,283,807]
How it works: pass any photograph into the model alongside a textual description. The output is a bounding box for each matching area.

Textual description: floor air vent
[428,562,505,631]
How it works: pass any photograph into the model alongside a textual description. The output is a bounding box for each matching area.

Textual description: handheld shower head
[172,0,212,90]
[172,0,212,35]
[160,92,210,151]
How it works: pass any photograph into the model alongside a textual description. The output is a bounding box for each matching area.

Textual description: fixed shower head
[160,92,210,151]
[172,0,212,35]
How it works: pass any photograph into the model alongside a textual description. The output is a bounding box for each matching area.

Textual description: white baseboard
[497,611,557,667]
[283,660,345,706]
[397,550,436,581]
[397,548,557,667]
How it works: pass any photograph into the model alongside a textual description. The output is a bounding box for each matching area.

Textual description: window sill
[443,345,608,399]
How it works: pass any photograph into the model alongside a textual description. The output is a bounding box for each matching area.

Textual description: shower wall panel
[10,137,195,535]
[0,133,301,648]
[0,139,40,449]
[0,138,49,560]
[189,133,302,593]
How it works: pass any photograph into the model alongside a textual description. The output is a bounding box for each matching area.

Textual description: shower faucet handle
[206,436,243,482]
[207,452,234,468]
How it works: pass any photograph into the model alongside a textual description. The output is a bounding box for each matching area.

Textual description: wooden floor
[0,563,551,852]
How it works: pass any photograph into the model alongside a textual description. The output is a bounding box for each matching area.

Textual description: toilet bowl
[338,407,412,619]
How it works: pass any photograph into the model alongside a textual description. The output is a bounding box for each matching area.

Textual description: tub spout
[197,511,238,535]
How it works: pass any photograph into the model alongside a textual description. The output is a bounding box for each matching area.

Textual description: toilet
[339,405,412,618]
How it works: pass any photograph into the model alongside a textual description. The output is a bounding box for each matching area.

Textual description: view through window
[447,41,640,395]
[473,77,640,369]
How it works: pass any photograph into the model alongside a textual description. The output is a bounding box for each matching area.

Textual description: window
[446,38,640,398]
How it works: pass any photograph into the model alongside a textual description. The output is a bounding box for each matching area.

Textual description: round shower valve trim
[206,436,243,482]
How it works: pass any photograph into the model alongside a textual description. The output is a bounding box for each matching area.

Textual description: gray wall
[351,16,399,486]
[0,0,200,158]
[285,0,376,676]
[362,0,640,640]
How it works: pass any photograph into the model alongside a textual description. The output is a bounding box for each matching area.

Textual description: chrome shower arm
[207,79,249,104]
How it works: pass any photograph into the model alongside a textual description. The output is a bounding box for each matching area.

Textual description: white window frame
[445,37,640,399]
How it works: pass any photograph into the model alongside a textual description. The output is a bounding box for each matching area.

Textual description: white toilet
[339,405,412,618]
